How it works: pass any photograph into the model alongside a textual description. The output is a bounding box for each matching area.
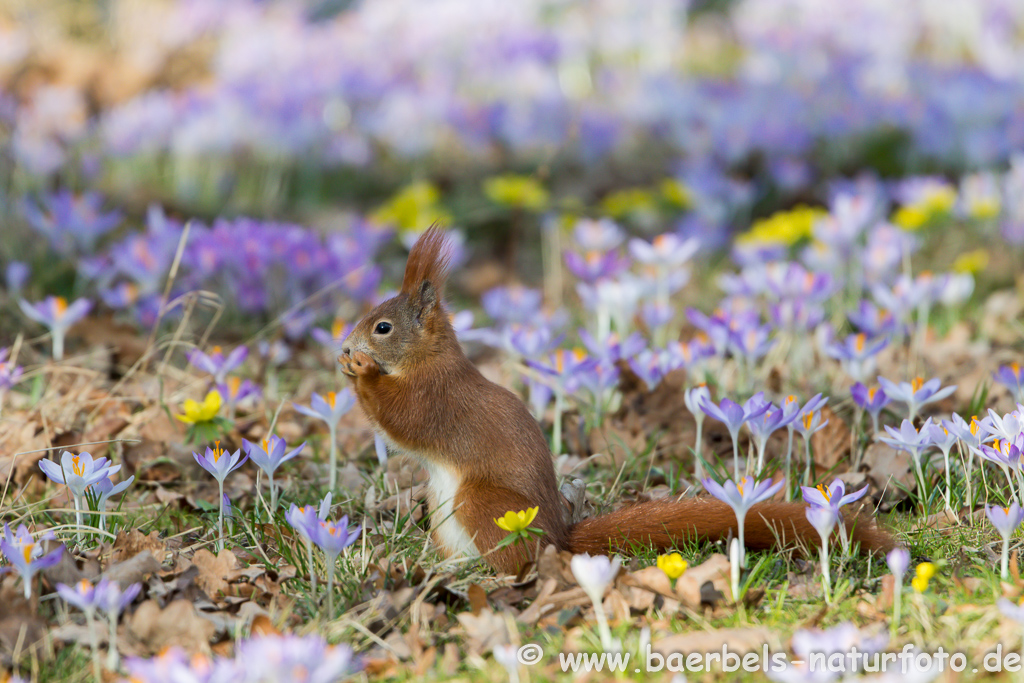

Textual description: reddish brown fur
[401,226,452,297]
[340,229,895,575]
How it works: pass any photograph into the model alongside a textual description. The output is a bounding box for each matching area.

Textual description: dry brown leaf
[192,548,238,598]
[810,405,851,471]
[127,599,215,656]
[455,608,512,656]
[103,550,161,588]
[653,626,775,656]
[112,529,168,564]
[675,553,731,608]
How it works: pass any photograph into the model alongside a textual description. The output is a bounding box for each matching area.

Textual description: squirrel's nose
[341,345,351,356]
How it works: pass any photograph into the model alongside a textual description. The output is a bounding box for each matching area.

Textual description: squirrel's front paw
[338,352,357,378]
[349,350,380,377]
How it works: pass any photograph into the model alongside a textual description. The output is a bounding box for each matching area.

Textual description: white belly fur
[423,462,480,560]
[378,432,479,560]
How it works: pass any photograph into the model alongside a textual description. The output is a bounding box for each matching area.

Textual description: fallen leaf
[126,599,215,656]
[192,548,238,598]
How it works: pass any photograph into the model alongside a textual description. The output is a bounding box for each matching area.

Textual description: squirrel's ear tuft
[413,278,440,323]
[401,225,452,299]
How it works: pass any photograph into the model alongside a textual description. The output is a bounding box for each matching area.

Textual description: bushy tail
[567,497,894,556]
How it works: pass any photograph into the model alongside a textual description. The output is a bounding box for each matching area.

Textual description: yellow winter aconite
[177,389,223,424]
[494,507,539,533]
[484,174,549,211]
[738,205,827,247]
[656,552,688,580]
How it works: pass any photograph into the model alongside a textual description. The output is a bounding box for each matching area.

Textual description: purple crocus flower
[6,261,30,294]
[987,407,1024,443]
[0,524,63,599]
[801,478,869,517]
[0,347,24,397]
[848,300,900,338]
[768,621,888,682]
[193,442,247,484]
[18,296,92,361]
[703,475,785,567]
[572,218,624,251]
[793,407,830,485]
[726,323,775,366]
[236,634,358,683]
[310,513,361,614]
[294,390,356,492]
[805,505,839,597]
[188,345,248,385]
[286,492,333,596]
[999,598,1024,625]
[564,250,629,283]
[886,547,911,578]
[20,190,122,256]
[40,450,121,538]
[744,395,795,476]
[684,384,711,479]
[994,363,1024,403]
[193,442,247,551]
[850,382,890,435]
[628,233,699,267]
[481,286,544,326]
[925,419,960,510]
[945,412,993,453]
[988,503,1024,579]
[877,376,956,422]
[578,330,645,363]
[879,420,932,499]
[56,578,104,613]
[700,395,770,477]
[825,333,888,382]
[242,434,305,511]
[505,325,561,358]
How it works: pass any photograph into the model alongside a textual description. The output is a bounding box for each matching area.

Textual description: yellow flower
[952,249,989,274]
[483,174,548,211]
[659,179,691,209]
[737,205,827,247]
[657,552,688,580]
[911,562,935,593]
[177,389,223,424]
[370,181,451,231]
[600,188,656,219]
[495,507,539,533]
[892,187,957,231]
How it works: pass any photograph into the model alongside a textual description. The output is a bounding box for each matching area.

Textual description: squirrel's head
[341,227,456,377]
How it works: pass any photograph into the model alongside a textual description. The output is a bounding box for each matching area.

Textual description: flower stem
[693,419,704,481]
[217,480,225,551]
[307,539,317,596]
[592,600,613,651]
[552,388,565,456]
[53,331,65,363]
[731,432,740,479]
[106,612,119,670]
[891,581,903,638]
[73,494,84,546]
[784,428,794,500]
[1002,537,1011,580]
[326,555,335,617]
[87,610,102,683]
[819,535,832,604]
[328,423,338,492]
[269,472,277,514]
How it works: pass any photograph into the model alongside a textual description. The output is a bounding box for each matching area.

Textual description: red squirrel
[339,228,894,574]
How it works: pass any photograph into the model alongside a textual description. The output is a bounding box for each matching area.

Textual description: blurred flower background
[2,2,1024,680]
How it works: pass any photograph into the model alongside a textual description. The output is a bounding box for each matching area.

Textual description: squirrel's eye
[374,321,393,335]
